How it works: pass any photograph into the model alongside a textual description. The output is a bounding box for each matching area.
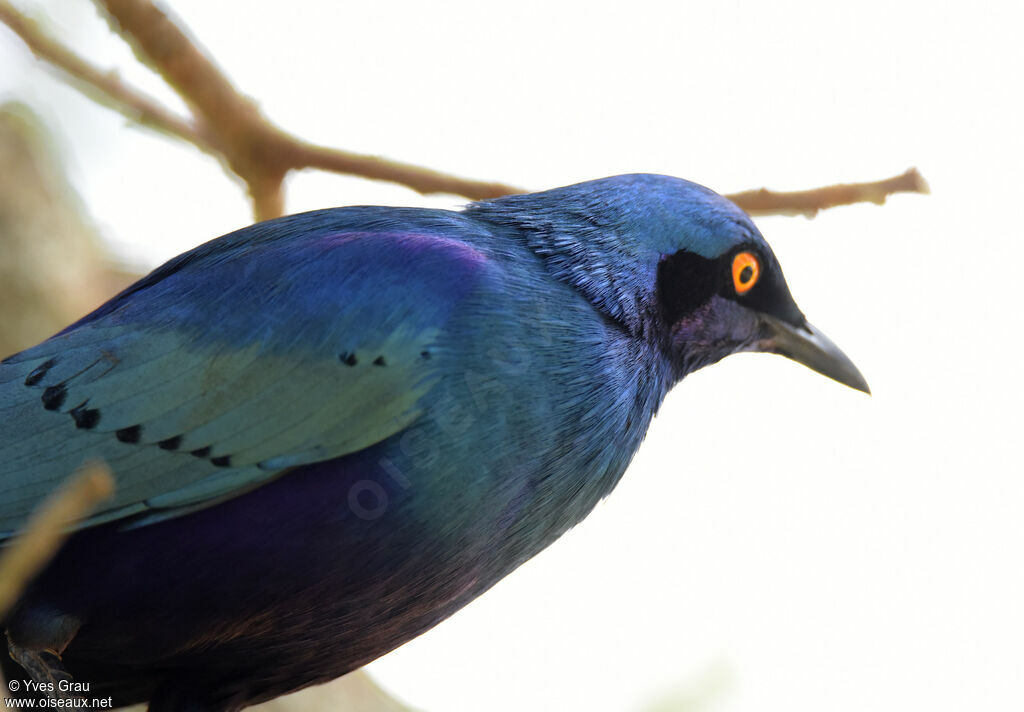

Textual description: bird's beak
[757,315,870,394]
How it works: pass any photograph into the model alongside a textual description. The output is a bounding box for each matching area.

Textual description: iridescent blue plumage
[0,174,867,710]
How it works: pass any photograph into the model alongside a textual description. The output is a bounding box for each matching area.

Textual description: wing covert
[0,224,488,536]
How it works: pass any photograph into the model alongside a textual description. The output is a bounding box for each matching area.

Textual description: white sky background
[1,1,1023,711]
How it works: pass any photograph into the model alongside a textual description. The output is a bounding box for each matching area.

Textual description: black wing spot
[340,352,358,366]
[373,355,386,366]
[70,403,101,430]
[420,350,431,360]
[41,384,67,411]
[190,446,212,458]
[158,435,183,451]
[210,455,232,468]
[116,425,142,443]
[24,358,57,387]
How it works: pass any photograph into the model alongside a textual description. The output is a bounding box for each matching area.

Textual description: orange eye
[732,252,760,295]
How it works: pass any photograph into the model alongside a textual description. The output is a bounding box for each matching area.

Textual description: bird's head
[466,173,868,393]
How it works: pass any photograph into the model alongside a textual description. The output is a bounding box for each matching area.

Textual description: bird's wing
[0,223,488,536]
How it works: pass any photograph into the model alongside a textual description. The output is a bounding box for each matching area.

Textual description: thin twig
[0,462,114,620]
[286,141,525,201]
[0,1,211,151]
[727,167,930,217]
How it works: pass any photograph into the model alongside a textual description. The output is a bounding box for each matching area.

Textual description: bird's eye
[732,252,760,295]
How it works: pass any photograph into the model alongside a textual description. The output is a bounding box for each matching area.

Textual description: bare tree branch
[0,0,928,222]
[0,0,523,219]
[0,1,211,150]
[94,0,291,218]
[285,141,527,204]
[728,167,930,217]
